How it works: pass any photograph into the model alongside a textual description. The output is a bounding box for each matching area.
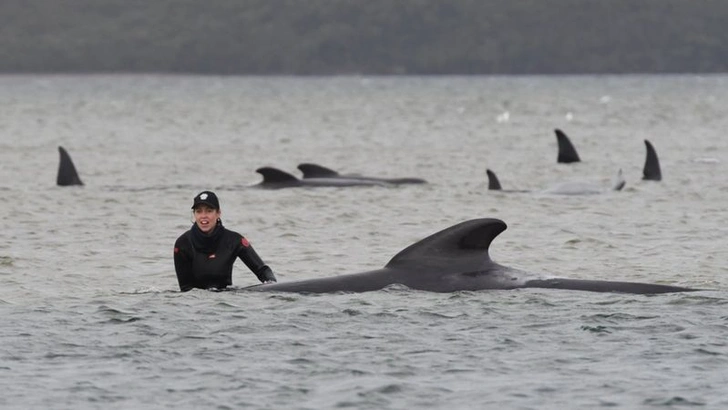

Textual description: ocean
[1,74,727,409]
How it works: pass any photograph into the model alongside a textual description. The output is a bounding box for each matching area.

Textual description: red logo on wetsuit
[208,254,216,259]
[174,247,179,254]
[241,237,250,247]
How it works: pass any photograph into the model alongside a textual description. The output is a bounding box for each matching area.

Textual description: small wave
[642,396,705,406]
[579,325,612,333]
[95,305,143,323]
[117,287,168,295]
[371,384,405,394]
[692,157,720,164]
[694,348,723,356]
[380,283,413,292]
[266,294,303,302]
[286,357,315,365]
[588,313,659,321]
[666,293,728,306]
[418,311,469,320]
[342,308,362,316]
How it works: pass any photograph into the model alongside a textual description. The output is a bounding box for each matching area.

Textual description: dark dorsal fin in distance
[642,140,662,181]
[297,163,340,178]
[255,167,300,183]
[612,169,626,191]
[555,129,581,163]
[57,146,84,186]
[385,218,507,271]
[486,169,502,190]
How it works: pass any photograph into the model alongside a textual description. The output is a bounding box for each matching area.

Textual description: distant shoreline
[2,0,726,75]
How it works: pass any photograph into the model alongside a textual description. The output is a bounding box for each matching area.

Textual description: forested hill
[1,0,726,75]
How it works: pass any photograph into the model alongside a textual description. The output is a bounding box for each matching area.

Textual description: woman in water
[174,191,276,291]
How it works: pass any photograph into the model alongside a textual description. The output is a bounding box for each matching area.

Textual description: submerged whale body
[254,167,392,189]
[246,218,697,294]
[57,146,83,186]
[555,129,581,163]
[297,163,427,185]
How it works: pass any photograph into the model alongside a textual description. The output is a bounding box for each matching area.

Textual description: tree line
[1,0,726,75]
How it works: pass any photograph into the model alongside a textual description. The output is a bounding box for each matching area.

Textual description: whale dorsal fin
[385,218,506,270]
[297,163,340,178]
[256,167,299,183]
[555,129,581,163]
[642,140,662,181]
[611,169,626,191]
[486,169,502,190]
[57,146,84,186]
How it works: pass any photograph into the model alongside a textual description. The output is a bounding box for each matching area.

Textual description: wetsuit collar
[190,220,225,254]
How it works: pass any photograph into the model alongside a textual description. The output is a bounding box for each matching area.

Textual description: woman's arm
[174,236,196,291]
[237,236,277,283]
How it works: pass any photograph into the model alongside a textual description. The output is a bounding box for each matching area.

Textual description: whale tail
[555,129,581,163]
[486,169,502,190]
[642,140,662,181]
[524,278,696,294]
[57,146,84,186]
[297,163,340,179]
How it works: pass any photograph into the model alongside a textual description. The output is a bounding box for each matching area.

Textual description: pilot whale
[556,129,581,163]
[555,132,663,182]
[57,146,83,186]
[642,139,662,181]
[486,169,625,195]
[297,163,427,185]
[254,167,392,189]
[245,218,697,294]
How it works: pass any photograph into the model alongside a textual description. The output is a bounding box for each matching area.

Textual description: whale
[485,169,530,193]
[297,163,427,185]
[57,146,84,186]
[244,218,697,294]
[556,129,581,163]
[486,168,625,195]
[254,167,393,189]
[642,139,662,181]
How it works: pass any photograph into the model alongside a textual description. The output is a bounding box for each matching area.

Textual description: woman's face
[193,205,221,233]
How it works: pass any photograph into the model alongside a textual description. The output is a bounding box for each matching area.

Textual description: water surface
[1,75,727,409]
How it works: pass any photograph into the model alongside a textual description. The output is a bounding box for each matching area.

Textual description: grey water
[1,74,728,409]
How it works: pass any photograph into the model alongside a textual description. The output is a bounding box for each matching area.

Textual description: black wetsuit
[174,222,276,292]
